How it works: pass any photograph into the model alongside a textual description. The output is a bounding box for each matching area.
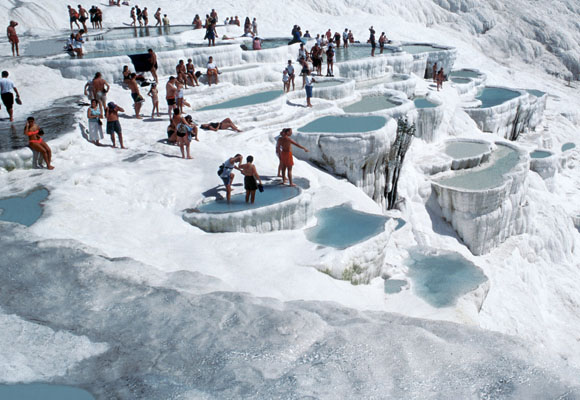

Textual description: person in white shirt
[285,60,295,91]
[252,18,258,35]
[0,71,21,122]
[206,56,219,86]
[342,28,349,48]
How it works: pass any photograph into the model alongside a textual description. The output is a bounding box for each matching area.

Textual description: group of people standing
[68,4,102,31]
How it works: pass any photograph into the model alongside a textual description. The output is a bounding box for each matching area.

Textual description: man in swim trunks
[186,59,200,86]
[7,21,19,57]
[200,118,241,132]
[278,128,308,186]
[78,5,88,31]
[127,73,144,119]
[147,48,158,83]
[206,56,219,86]
[176,60,188,88]
[0,71,21,122]
[154,8,161,26]
[369,26,376,57]
[105,102,126,148]
[326,45,334,76]
[166,76,178,120]
[91,72,110,110]
[219,154,243,203]
[240,155,263,204]
[285,60,295,91]
[68,5,80,31]
[142,7,149,26]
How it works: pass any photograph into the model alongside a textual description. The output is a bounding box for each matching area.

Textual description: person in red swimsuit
[277,128,308,186]
[7,21,19,57]
[24,117,54,170]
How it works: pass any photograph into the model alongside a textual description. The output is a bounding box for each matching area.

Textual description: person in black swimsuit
[369,26,376,57]
[200,118,241,132]
[239,155,262,204]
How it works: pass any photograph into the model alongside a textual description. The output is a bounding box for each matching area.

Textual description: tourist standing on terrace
[252,18,258,36]
[142,7,149,26]
[92,72,110,110]
[130,7,136,26]
[286,60,296,90]
[369,26,376,57]
[1,71,20,122]
[304,69,315,107]
[94,7,103,29]
[342,28,349,48]
[136,5,143,26]
[240,156,263,204]
[278,128,308,187]
[127,73,144,119]
[210,9,218,23]
[78,5,88,31]
[87,99,104,146]
[147,83,160,118]
[172,109,194,159]
[166,76,178,120]
[7,21,19,57]
[68,5,81,31]
[105,102,126,148]
[193,14,202,29]
[162,14,170,26]
[154,8,162,26]
[379,32,388,54]
[219,154,243,203]
[148,48,158,83]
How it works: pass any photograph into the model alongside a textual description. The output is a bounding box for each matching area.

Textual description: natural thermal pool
[195,184,300,213]
[342,95,399,113]
[298,115,386,133]
[445,142,491,159]
[437,144,520,190]
[198,90,284,111]
[475,87,520,108]
[305,204,388,249]
[562,142,576,152]
[0,188,49,226]
[384,279,407,294]
[0,383,94,400]
[414,98,438,108]
[406,248,488,308]
[400,44,446,54]
[451,77,471,84]
[333,46,396,62]
[530,150,552,159]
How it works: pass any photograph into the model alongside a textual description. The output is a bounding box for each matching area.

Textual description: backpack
[217,163,225,176]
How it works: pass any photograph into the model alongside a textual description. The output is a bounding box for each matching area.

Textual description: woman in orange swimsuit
[24,117,54,170]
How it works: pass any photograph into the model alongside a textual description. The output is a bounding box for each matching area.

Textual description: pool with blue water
[562,143,576,152]
[198,90,284,111]
[0,188,49,226]
[342,96,399,113]
[437,144,520,190]
[196,184,300,213]
[414,98,438,108]
[333,46,396,62]
[527,89,546,97]
[384,279,407,294]
[0,384,94,400]
[450,69,480,79]
[401,44,446,54]
[406,248,487,308]
[530,150,552,159]
[475,87,521,108]
[445,142,491,159]
[298,115,386,133]
[305,205,388,249]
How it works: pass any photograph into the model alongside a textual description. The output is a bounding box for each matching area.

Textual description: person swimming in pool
[278,128,308,186]
[200,118,241,132]
[24,116,54,170]
[239,155,263,204]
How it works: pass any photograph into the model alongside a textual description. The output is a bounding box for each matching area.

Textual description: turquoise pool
[530,150,552,159]
[333,46,396,62]
[384,279,407,294]
[475,87,520,108]
[305,204,388,249]
[414,98,438,108]
[94,25,192,41]
[314,79,344,88]
[241,38,292,50]
[298,115,386,133]
[342,96,399,113]
[451,77,471,84]
[527,89,546,97]
[0,188,49,227]
[196,184,300,213]
[401,44,446,54]
[445,142,490,159]
[437,144,520,190]
[562,143,576,152]
[406,248,487,308]
[198,90,284,111]
[450,69,480,79]
[0,383,94,400]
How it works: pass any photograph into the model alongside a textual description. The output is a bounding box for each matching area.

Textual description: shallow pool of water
[527,89,546,97]
[414,98,438,109]
[401,44,446,54]
[384,279,407,294]
[298,115,386,133]
[562,142,576,152]
[198,90,284,111]
[445,142,490,159]
[0,188,48,227]
[314,79,344,88]
[305,204,388,249]
[449,69,480,79]
[333,46,396,62]
[437,144,520,190]
[0,383,94,400]
[475,87,520,108]
[406,248,487,308]
[0,96,81,152]
[241,38,292,50]
[81,41,229,59]
[451,77,471,84]
[343,96,399,113]
[530,150,552,159]
[196,184,299,213]
[93,25,192,41]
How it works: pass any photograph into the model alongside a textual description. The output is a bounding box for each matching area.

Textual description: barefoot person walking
[7,21,19,57]
[105,102,126,148]
[0,71,21,122]
[25,117,54,170]
[127,73,144,118]
[219,154,243,203]
[278,128,308,186]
